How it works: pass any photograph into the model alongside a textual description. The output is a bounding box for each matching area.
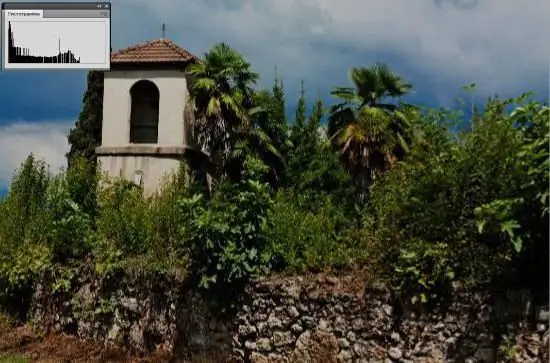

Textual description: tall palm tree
[327,62,416,189]
[186,43,279,183]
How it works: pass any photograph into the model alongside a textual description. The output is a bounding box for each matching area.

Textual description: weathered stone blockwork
[26,269,548,362]
[234,275,548,362]
[29,266,233,359]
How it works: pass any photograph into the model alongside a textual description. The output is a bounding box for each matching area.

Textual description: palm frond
[327,106,356,140]
[330,87,359,101]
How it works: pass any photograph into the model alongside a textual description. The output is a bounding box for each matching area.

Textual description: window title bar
[1,2,110,10]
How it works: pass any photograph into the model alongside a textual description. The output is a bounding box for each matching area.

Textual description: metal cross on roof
[161,23,166,38]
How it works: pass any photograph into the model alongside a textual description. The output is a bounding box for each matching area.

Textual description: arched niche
[129,80,160,143]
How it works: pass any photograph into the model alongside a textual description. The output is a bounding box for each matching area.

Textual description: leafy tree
[302,93,324,162]
[65,156,99,219]
[367,94,549,303]
[1,37,547,312]
[66,71,104,167]
[287,88,355,203]
[286,82,308,186]
[180,156,273,300]
[474,99,549,299]
[186,43,260,181]
[266,189,359,272]
[0,155,52,293]
[303,109,356,205]
[309,92,324,134]
[327,63,416,190]
[290,81,308,143]
[249,74,289,187]
[5,154,49,226]
[65,71,103,217]
[269,69,287,132]
[44,172,93,262]
[268,74,289,184]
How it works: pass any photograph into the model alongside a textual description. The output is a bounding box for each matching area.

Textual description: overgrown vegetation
[0,43,547,309]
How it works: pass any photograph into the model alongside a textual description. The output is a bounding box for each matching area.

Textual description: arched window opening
[129,80,159,143]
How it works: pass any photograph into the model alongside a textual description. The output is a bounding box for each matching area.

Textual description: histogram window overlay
[8,21,82,63]
[1,2,111,70]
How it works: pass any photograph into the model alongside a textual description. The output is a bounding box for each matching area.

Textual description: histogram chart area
[2,4,110,70]
[7,21,106,65]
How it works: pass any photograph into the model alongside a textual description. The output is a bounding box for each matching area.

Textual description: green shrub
[181,158,273,291]
[266,189,360,272]
[93,178,151,273]
[44,173,94,261]
[92,165,197,275]
[0,354,29,363]
[0,86,546,313]
[0,155,52,292]
[366,95,549,302]
[65,155,99,218]
[0,154,50,246]
[148,164,197,259]
[0,155,96,293]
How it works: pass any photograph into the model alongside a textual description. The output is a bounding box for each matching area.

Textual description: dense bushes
[181,157,273,291]
[266,189,364,272]
[0,68,547,308]
[366,95,549,302]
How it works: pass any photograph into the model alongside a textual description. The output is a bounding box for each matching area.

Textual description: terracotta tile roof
[111,38,199,63]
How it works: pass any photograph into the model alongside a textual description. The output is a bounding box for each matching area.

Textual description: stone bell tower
[95,38,203,193]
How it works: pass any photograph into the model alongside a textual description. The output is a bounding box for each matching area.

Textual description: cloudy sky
[0,0,548,191]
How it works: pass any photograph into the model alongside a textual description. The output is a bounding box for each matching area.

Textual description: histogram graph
[8,21,80,63]
[3,20,109,69]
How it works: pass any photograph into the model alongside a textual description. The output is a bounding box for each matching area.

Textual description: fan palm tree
[327,62,417,189]
[186,43,280,183]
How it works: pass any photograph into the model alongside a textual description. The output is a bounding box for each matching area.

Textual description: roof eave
[109,59,198,71]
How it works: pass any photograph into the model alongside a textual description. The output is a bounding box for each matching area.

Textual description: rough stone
[245,340,257,350]
[120,297,139,313]
[250,352,269,363]
[526,343,539,357]
[337,349,353,362]
[107,323,120,342]
[351,318,365,330]
[290,323,303,334]
[333,316,347,335]
[301,316,316,329]
[287,306,299,318]
[257,322,268,334]
[239,324,257,338]
[256,337,272,352]
[272,331,294,347]
[282,281,301,300]
[339,338,350,349]
[352,341,370,358]
[346,331,357,342]
[129,323,143,347]
[390,332,400,342]
[268,353,288,363]
[291,329,339,363]
[474,347,494,362]
[536,306,549,322]
[388,346,402,360]
[382,304,393,316]
[267,314,283,329]
[23,270,546,362]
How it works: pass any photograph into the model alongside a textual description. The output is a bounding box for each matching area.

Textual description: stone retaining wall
[29,266,233,359]
[25,268,548,362]
[234,275,548,362]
